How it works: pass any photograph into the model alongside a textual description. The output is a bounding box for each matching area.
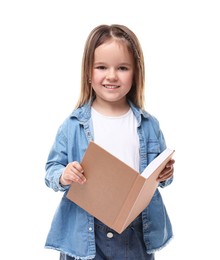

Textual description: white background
[0,0,220,259]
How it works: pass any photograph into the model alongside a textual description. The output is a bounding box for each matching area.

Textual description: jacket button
[89,227,93,231]
[107,232,113,238]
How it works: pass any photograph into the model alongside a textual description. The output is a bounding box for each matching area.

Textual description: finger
[157,173,173,182]
[74,172,86,184]
[166,159,175,168]
[71,162,86,184]
[71,161,84,173]
[157,167,174,181]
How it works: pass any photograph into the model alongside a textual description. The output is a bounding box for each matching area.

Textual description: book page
[141,148,174,179]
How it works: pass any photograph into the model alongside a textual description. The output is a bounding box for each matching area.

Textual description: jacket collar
[70,99,150,124]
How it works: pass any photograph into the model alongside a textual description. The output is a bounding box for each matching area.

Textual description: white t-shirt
[91,107,140,172]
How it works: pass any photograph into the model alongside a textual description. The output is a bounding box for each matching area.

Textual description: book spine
[112,175,145,233]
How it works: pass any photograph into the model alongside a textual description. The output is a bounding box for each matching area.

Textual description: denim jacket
[44,100,173,259]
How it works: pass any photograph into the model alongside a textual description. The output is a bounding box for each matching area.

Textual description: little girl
[44,24,175,260]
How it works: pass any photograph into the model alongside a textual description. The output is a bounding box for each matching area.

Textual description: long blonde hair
[75,24,145,109]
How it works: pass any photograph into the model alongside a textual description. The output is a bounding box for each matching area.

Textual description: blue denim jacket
[44,101,173,259]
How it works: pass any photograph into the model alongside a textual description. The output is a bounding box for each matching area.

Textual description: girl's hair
[75,24,145,109]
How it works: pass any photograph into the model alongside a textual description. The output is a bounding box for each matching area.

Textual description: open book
[67,141,174,233]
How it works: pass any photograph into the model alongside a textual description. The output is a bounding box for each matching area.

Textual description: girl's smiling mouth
[103,85,120,89]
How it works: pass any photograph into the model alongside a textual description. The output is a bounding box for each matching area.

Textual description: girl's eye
[96,66,106,70]
[118,66,128,71]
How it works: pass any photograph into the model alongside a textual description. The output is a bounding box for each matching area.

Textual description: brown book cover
[66,141,175,234]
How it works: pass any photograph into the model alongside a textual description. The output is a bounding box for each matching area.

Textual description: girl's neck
[92,98,130,117]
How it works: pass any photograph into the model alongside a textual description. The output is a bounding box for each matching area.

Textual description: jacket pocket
[147,141,160,163]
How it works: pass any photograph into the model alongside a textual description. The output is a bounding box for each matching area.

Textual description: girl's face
[92,40,134,106]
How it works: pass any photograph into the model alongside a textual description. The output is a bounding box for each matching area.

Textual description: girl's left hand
[157,159,175,182]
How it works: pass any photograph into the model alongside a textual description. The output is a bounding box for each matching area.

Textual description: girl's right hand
[60,161,86,185]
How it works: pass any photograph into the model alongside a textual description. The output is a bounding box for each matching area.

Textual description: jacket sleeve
[45,124,70,192]
[157,128,174,188]
[149,115,173,188]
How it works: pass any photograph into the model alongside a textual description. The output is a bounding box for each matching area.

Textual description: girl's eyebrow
[94,62,133,67]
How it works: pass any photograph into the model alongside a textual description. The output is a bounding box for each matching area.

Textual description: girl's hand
[60,161,86,186]
[157,159,175,182]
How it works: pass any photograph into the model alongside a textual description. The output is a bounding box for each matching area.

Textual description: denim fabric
[94,215,155,260]
[60,215,155,260]
[60,253,154,260]
[45,100,173,259]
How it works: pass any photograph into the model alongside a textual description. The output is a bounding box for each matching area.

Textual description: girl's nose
[106,69,117,81]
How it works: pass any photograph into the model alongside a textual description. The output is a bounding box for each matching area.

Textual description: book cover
[66,141,174,233]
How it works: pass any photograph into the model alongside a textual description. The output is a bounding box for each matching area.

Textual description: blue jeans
[60,215,155,260]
